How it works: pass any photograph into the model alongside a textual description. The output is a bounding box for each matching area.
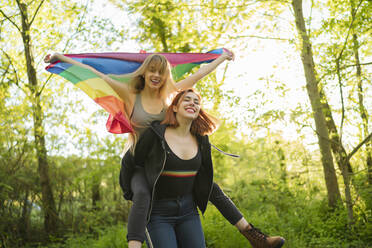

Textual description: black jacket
[119,121,214,216]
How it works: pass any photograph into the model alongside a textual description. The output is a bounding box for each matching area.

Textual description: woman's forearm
[53,53,106,78]
[175,52,232,90]
[192,55,226,80]
[51,53,131,102]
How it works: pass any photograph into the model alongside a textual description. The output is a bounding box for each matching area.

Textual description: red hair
[161,89,218,136]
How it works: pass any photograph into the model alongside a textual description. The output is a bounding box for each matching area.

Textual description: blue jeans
[146,194,206,248]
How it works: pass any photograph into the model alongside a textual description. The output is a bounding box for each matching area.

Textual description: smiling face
[143,60,167,90]
[173,91,201,120]
[161,88,217,135]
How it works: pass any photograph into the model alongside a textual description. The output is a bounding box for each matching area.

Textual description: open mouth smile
[151,78,161,85]
[185,107,196,113]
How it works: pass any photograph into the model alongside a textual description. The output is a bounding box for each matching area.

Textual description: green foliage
[33,224,127,248]
[1,0,371,247]
[109,0,252,111]
[310,0,372,145]
[202,178,371,248]
[112,0,251,53]
[31,174,371,248]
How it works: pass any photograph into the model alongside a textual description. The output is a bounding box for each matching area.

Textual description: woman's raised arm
[44,53,133,104]
[175,50,234,90]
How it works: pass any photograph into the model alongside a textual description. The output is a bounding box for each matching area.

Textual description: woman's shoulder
[139,126,157,140]
[196,134,210,147]
[197,133,209,140]
[137,122,164,141]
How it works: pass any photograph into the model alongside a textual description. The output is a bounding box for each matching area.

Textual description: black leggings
[127,168,151,242]
[126,168,243,243]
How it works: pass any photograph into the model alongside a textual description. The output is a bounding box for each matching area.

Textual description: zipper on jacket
[147,140,167,223]
[145,228,153,248]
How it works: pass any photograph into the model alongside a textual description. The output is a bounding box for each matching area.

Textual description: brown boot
[240,224,285,248]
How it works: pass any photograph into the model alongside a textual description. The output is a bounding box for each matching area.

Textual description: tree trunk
[92,176,101,211]
[276,144,287,184]
[19,190,31,242]
[153,16,169,52]
[319,90,352,173]
[335,50,356,224]
[351,8,371,186]
[18,2,58,235]
[57,183,65,215]
[319,89,356,223]
[292,0,341,208]
[112,171,117,201]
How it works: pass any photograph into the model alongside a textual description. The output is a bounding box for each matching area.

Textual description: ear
[172,105,178,113]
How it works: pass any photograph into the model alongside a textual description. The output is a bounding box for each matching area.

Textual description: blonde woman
[45,52,284,248]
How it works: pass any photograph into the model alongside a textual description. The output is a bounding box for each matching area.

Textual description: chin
[183,113,198,120]
[150,83,163,89]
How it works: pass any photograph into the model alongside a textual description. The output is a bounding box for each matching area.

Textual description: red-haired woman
[45,52,283,247]
[123,89,285,248]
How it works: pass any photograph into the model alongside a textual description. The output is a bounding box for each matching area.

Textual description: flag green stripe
[172,63,199,81]
[59,65,97,84]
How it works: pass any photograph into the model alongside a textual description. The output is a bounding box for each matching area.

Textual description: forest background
[0,0,371,247]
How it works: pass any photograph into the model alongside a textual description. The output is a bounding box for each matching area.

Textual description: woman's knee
[132,189,151,212]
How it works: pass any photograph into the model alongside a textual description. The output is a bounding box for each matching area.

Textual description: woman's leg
[209,182,243,225]
[127,168,151,245]
[175,210,205,248]
[175,194,205,248]
[146,215,178,248]
[210,182,285,248]
[147,199,179,248]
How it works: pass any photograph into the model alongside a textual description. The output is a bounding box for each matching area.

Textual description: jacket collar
[149,121,167,139]
[150,121,206,145]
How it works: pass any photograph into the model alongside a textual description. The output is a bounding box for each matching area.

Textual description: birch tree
[292,0,342,207]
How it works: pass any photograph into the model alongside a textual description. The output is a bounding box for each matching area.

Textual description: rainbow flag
[46,48,227,134]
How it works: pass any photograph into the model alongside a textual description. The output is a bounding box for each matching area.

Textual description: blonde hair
[125,54,177,154]
[128,54,176,100]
